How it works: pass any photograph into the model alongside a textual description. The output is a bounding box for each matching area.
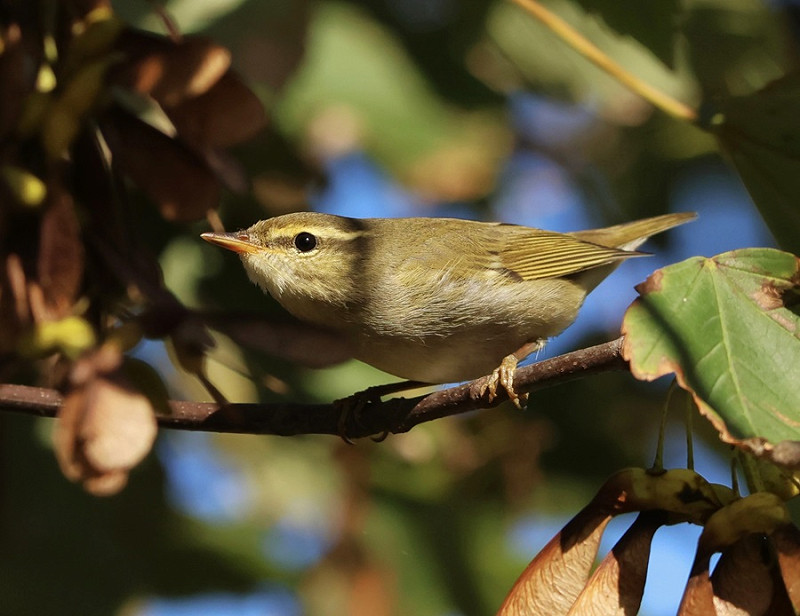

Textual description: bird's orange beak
[201,231,261,254]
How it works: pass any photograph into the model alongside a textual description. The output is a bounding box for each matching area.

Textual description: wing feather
[500,230,642,280]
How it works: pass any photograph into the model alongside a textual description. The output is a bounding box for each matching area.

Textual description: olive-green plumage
[202,212,694,386]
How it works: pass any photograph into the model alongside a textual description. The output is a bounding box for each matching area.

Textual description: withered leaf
[100,106,220,221]
[772,524,800,612]
[54,346,157,496]
[677,559,715,616]
[38,184,84,318]
[112,30,231,108]
[567,512,664,616]
[711,534,773,616]
[678,494,792,615]
[167,71,267,149]
[0,24,37,140]
[497,506,611,615]
[0,253,28,353]
[498,468,726,616]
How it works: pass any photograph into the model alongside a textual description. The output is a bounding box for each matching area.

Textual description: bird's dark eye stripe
[294,232,317,252]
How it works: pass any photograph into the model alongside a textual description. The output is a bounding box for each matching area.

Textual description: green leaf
[712,72,800,255]
[621,249,800,456]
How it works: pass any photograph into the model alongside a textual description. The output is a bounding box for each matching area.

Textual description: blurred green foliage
[3,0,794,615]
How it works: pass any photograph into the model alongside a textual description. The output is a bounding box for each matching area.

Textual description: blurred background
[0,0,786,614]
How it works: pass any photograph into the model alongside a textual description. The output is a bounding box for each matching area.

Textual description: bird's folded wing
[500,231,642,281]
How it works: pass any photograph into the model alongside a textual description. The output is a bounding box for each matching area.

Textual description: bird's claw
[334,381,424,442]
[471,354,528,410]
[334,392,371,444]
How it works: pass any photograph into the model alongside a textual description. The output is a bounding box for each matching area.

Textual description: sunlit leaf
[1,165,47,207]
[19,316,96,359]
[622,249,800,456]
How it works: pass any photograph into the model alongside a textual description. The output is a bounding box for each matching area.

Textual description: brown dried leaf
[54,346,157,496]
[679,495,793,615]
[567,512,664,616]
[167,71,267,149]
[773,524,800,612]
[2,253,29,330]
[678,558,716,616]
[711,534,773,616]
[205,313,352,369]
[79,380,156,473]
[38,185,84,318]
[497,506,612,615]
[498,468,726,616]
[113,30,230,108]
[0,24,37,140]
[101,107,219,221]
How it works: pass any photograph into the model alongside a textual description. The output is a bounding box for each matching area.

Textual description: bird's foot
[335,380,427,443]
[471,354,528,410]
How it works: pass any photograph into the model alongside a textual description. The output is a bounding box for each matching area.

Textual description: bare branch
[0,337,627,439]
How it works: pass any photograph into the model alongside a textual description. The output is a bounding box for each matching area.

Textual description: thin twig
[0,337,628,440]
[510,0,698,123]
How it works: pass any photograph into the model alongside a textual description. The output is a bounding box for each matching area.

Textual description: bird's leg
[335,380,428,442]
[471,339,546,409]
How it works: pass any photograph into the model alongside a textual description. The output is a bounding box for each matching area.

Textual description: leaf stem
[509,0,698,123]
[651,381,674,472]
[684,392,694,470]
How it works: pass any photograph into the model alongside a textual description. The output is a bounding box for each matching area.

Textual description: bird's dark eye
[294,232,317,252]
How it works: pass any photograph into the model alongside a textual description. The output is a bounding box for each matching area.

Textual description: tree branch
[0,337,627,439]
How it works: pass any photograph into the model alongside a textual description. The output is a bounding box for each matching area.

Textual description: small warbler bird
[202,211,694,405]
